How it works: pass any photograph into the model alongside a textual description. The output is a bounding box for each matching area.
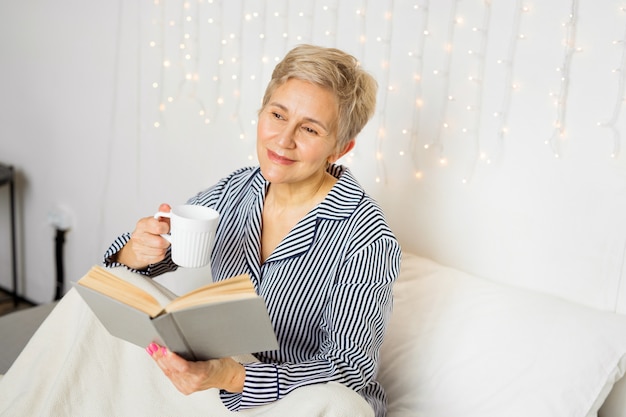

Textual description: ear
[329,139,356,163]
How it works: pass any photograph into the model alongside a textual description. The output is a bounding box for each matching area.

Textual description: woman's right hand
[115,203,172,270]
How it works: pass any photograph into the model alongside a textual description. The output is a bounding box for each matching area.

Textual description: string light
[547,0,581,158]
[425,0,461,158]
[374,1,394,185]
[494,0,526,151]
[461,0,492,184]
[598,13,626,159]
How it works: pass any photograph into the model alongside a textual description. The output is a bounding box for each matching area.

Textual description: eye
[301,125,319,136]
[270,111,285,121]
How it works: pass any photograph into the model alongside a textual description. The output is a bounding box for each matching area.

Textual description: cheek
[302,142,336,165]
[256,120,267,140]
[257,119,278,146]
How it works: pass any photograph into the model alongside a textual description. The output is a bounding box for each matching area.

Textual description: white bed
[1,253,625,416]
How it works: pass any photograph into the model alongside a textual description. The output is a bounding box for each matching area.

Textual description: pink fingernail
[160,347,168,356]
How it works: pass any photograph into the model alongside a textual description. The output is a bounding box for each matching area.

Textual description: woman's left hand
[146,343,245,394]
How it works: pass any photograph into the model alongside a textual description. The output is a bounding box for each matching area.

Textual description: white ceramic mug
[154,205,219,268]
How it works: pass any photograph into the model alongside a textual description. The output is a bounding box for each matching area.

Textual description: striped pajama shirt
[104,164,401,416]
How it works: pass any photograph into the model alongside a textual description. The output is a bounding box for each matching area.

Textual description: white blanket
[0,289,373,417]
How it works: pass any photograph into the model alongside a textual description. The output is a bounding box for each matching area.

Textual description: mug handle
[154,211,172,243]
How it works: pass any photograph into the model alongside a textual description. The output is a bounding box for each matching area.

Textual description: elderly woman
[105,44,400,416]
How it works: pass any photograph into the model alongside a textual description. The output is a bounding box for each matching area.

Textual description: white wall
[0,1,625,312]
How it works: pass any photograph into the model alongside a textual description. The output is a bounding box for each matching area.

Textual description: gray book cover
[75,283,278,361]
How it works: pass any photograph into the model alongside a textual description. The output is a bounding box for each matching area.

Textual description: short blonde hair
[261,44,378,152]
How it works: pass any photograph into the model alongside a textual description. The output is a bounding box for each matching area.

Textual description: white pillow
[379,253,626,417]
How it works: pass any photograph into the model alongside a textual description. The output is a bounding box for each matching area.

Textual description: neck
[267,171,335,209]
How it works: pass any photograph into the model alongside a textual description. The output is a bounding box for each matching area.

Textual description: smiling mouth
[268,149,295,164]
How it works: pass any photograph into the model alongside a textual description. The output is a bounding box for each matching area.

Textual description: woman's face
[256,78,341,187]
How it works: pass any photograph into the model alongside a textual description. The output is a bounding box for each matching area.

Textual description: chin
[258,163,286,184]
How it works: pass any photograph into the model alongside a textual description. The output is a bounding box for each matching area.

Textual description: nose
[275,123,298,148]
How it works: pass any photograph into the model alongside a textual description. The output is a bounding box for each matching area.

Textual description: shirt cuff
[219,362,279,411]
[102,232,177,276]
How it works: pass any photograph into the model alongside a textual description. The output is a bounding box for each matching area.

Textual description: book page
[108,267,176,307]
[78,266,173,317]
[164,274,256,313]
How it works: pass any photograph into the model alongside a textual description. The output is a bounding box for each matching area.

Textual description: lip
[267,149,295,165]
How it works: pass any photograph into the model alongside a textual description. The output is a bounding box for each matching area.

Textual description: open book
[75,266,278,361]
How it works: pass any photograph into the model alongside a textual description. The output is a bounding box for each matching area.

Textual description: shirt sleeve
[219,237,401,411]
[102,232,178,277]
